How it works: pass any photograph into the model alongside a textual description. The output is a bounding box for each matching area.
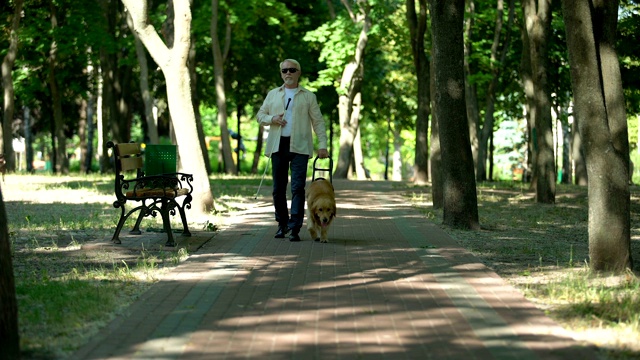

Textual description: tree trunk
[78,99,88,171]
[392,127,403,181]
[352,123,368,179]
[333,0,371,179]
[123,0,215,215]
[431,0,479,229]
[560,108,571,184]
[524,0,555,203]
[84,63,97,173]
[110,4,134,145]
[49,3,68,175]
[189,35,212,175]
[98,61,110,173]
[520,14,536,187]
[406,0,430,184]
[384,118,391,180]
[24,107,34,172]
[1,0,23,173]
[489,130,494,180]
[572,115,587,185]
[118,68,134,143]
[464,0,479,174]
[476,0,515,182]
[98,0,116,173]
[211,0,235,174]
[561,114,573,184]
[561,0,632,272]
[252,125,264,174]
[599,1,631,177]
[0,190,20,359]
[430,56,443,209]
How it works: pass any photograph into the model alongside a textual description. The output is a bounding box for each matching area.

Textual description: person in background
[257,58,329,242]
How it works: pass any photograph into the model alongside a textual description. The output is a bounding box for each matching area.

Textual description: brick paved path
[74,180,601,360]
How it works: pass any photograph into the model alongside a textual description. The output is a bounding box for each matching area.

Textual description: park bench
[107,141,193,247]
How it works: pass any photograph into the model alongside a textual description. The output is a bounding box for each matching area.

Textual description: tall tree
[83,64,97,174]
[430,54,443,209]
[520,3,536,184]
[406,0,430,184]
[431,0,479,229]
[188,20,212,176]
[524,0,555,203]
[123,0,215,215]
[1,0,23,173]
[561,0,632,271]
[332,0,372,179]
[476,0,515,182]
[572,116,588,185]
[126,12,158,145]
[99,0,117,172]
[49,2,68,174]
[464,0,480,173]
[211,0,234,174]
[0,189,20,359]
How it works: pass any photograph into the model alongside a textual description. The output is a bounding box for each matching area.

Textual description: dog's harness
[311,156,333,184]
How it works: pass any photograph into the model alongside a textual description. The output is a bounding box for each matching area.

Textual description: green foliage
[466,1,526,124]
[3,0,640,178]
[619,2,640,114]
[362,2,416,128]
[304,16,359,91]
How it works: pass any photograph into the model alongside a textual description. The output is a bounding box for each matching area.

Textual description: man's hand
[318,149,329,159]
[272,114,286,126]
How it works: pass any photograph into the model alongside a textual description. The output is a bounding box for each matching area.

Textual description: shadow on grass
[7,201,114,234]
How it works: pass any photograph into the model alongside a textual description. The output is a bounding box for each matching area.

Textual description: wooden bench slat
[116,143,141,156]
[125,187,190,199]
[120,156,143,172]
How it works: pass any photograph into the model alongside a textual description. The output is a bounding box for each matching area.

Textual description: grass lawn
[405,181,640,359]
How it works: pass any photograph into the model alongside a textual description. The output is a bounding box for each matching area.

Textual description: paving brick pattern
[74,180,601,360]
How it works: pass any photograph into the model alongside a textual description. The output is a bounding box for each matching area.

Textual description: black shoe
[289,233,301,242]
[275,226,287,239]
[275,226,290,238]
[289,228,301,242]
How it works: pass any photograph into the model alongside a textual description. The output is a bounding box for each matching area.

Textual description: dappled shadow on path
[74,180,601,359]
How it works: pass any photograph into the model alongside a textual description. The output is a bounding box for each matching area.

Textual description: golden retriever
[306,178,336,243]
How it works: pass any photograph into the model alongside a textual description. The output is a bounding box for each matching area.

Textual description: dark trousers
[272,136,308,231]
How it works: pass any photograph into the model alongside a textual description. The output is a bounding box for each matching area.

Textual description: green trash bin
[144,144,177,175]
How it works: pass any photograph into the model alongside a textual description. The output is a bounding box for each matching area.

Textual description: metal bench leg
[177,205,191,237]
[160,202,176,247]
[178,195,192,237]
[112,206,127,244]
[130,209,145,235]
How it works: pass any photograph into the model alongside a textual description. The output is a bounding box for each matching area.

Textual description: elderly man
[257,59,329,242]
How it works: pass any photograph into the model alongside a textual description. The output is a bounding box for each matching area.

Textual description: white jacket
[257,85,327,157]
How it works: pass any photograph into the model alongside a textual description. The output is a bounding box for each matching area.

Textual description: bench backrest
[113,142,144,175]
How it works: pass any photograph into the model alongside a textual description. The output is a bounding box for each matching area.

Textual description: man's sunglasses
[281,68,298,74]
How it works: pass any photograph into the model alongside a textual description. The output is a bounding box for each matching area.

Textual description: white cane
[254,98,291,199]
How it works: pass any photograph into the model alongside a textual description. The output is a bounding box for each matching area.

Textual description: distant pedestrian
[229,129,246,159]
